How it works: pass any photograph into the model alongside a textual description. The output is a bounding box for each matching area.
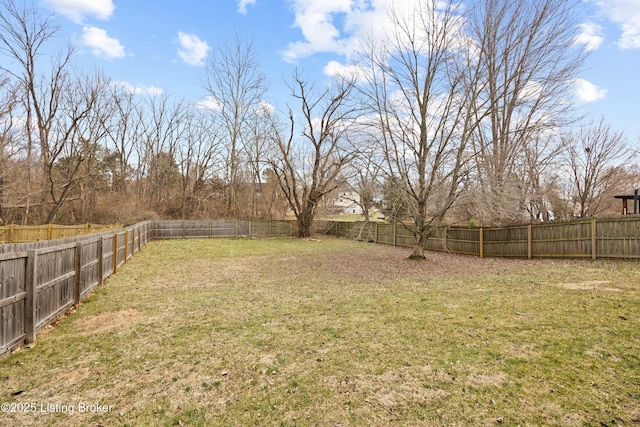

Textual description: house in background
[332,190,363,215]
[614,189,640,215]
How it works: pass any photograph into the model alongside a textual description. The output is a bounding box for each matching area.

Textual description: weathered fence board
[596,217,640,259]
[0,253,27,356]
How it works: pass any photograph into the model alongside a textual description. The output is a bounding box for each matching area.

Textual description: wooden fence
[0,222,150,357]
[326,216,640,260]
[150,220,296,239]
[3,216,638,358]
[0,219,298,357]
[0,223,121,244]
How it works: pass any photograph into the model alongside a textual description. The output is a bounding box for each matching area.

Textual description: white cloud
[81,26,125,59]
[177,32,210,66]
[520,80,544,102]
[281,0,366,62]
[115,81,163,96]
[597,0,640,49]
[238,0,257,15]
[323,60,362,79]
[573,78,607,103]
[258,100,275,115]
[197,96,273,115]
[281,0,465,64]
[574,22,604,51]
[43,0,114,23]
[196,95,222,111]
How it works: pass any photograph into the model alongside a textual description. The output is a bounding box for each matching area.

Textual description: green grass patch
[1,237,639,426]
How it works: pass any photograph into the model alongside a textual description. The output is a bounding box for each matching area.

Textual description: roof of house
[614,189,639,200]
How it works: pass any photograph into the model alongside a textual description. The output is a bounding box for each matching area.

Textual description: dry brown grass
[1,237,639,426]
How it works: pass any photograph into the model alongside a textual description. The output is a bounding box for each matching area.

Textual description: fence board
[0,254,27,355]
[596,217,640,259]
[35,245,76,331]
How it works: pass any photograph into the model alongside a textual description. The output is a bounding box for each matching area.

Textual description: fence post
[113,233,118,274]
[393,224,397,246]
[74,242,83,305]
[479,228,484,258]
[527,224,532,260]
[249,220,252,237]
[375,223,379,244]
[25,250,37,345]
[98,237,104,286]
[591,219,597,260]
[443,227,448,252]
[47,223,53,240]
[124,230,129,263]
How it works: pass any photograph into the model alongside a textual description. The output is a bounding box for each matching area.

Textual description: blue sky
[38,0,640,142]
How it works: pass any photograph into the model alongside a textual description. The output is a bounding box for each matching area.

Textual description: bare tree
[467,0,585,224]
[42,70,112,223]
[175,108,224,219]
[201,36,267,217]
[268,72,358,238]
[102,83,146,193]
[0,0,77,223]
[563,118,631,217]
[359,0,481,259]
[140,93,190,214]
[343,142,383,225]
[243,102,276,218]
[0,74,20,223]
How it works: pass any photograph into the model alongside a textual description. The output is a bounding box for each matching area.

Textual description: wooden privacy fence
[3,216,638,358]
[0,219,295,357]
[0,223,121,244]
[0,222,151,357]
[327,216,640,260]
[151,220,296,239]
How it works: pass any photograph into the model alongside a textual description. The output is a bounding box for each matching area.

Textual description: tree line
[1,0,638,258]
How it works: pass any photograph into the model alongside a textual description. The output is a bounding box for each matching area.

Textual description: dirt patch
[354,366,452,410]
[466,372,507,388]
[554,280,622,292]
[75,309,143,335]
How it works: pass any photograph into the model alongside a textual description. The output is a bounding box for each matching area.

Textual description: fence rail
[326,216,640,260]
[2,216,639,358]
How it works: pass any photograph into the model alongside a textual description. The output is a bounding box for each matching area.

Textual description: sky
[29,0,640,141]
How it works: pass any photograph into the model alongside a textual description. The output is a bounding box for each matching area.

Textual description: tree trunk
[297,218,312,238]
[409,244,425,260]
[409,241,426,260]
[409,226,429,260]
[297,205,316,238]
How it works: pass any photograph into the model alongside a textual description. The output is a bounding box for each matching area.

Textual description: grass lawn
[1,237,639,426]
